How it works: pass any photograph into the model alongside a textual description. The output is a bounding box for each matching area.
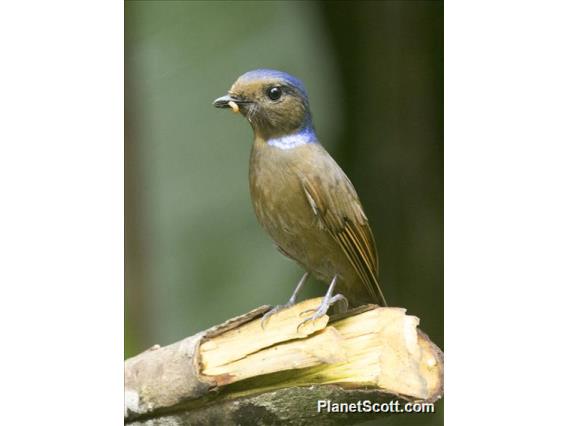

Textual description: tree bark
[124,298,443,425]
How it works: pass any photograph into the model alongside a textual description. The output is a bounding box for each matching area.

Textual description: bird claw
[296,309,326,332]
[261,272,309,330]
[261,302,294,329]
[333,294,349,314]
[296,294,349,332]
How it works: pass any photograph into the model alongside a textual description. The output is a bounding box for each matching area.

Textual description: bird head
[213,69,313,140]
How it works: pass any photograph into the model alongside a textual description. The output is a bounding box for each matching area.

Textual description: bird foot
[261,301,295,329]
[261,272,310,330]
[297,293,348,332]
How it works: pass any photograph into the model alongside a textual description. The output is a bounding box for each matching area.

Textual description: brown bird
[214,69,387,328]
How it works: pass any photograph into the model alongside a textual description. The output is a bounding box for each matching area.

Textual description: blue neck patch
[267,127,318,150]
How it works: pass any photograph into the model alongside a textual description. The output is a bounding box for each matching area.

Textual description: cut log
[124,298,443,425]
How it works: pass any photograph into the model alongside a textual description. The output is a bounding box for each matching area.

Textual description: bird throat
[266,127,318,150]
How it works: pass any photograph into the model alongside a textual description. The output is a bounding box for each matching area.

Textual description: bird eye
[267,86,282,101]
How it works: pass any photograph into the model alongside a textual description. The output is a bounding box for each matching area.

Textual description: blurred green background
[125,1,442,424]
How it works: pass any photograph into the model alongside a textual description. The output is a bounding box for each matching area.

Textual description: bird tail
[370,273,388,307]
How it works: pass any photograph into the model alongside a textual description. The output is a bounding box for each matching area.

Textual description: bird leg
[261,272,309,329]
[297,275,348,331]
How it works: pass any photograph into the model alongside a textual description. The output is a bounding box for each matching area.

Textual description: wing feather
[300,169,387,306]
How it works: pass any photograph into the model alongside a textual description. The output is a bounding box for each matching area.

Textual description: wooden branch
[124,298,443,425]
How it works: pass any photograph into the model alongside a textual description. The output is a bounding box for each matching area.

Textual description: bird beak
[213,94,244,113]
[213,95,235,108]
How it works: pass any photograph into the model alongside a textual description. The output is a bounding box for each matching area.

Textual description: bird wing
[299,160,388,306]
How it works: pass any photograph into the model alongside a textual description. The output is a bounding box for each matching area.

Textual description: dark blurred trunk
[319,1,444,354]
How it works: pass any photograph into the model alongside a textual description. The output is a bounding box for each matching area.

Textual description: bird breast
[249,141,314,238]
[248,140,336,277]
